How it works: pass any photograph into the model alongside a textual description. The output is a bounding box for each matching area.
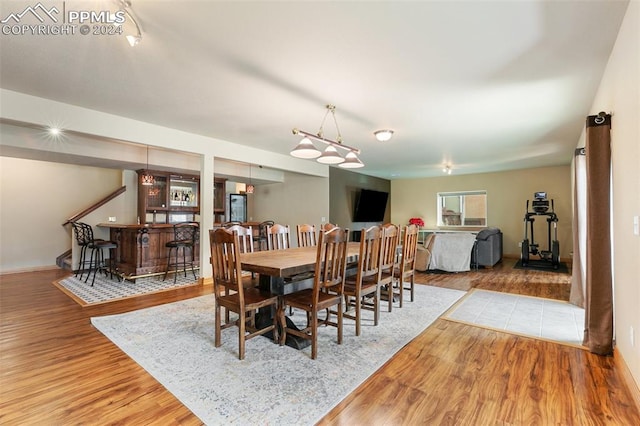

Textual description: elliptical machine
[521,192,560,269]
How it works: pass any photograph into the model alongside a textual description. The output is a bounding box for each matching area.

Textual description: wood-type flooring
[1,259,639,425]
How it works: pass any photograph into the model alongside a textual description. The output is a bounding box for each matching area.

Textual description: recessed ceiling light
[48,127,61,136]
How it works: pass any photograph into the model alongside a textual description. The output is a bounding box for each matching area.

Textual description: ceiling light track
[116,0,142,46]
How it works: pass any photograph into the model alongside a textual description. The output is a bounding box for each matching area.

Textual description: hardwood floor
[1,259,639,425]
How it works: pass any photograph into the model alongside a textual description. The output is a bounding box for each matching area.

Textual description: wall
[0,157,127,272]
[329,167,391,234]
[587,1,639,390]
[252,171,329,247]
[390,165,572,258]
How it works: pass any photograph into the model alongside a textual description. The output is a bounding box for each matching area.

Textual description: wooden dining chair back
[209,228,279,360]
[342,225,383,336]
[225,224,254,254]
[379,223,400,312]
[266,223,291,250]
[277,227,350,359]
[296,224,317,247]
[322,223,338,232]
[222,221,243,228]
[256,220,275,251]
[394,224,420,307]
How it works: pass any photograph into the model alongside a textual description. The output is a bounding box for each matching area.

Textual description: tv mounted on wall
[353,189,389,222]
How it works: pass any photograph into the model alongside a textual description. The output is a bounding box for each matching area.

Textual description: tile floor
[443,289,585,347]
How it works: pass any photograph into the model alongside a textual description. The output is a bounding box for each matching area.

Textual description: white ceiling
[0,0,629,179]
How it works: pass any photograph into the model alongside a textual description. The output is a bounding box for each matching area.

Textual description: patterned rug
[442,289,585,348]
[91,285,466,425]
[54,272,200,306]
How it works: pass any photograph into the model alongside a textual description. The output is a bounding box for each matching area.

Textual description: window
[437,191,487,227]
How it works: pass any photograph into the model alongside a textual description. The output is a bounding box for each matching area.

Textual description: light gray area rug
[55,273,199,306]
[91,285,465,425]
[443,289,585,348]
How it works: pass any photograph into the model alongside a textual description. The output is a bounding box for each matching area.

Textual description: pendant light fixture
[290,104,364,168]
[246,163,255,194]
[141,146,154,186]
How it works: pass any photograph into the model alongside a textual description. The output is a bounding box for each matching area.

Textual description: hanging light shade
[141,146,154,186]
[339,151,364,168]
[317,145,344,164]
[245,163,255,194]
[291,105,364,167]
[290,136,322,159]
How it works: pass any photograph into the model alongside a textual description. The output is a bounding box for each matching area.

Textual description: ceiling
[0,0,629,179]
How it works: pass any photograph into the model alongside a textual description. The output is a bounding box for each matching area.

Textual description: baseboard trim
[614,347,640,411]
[0,265,60,276]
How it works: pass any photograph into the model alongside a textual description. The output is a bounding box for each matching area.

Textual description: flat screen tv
[353,189,389,222]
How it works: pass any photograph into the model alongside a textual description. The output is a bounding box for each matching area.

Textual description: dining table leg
[255,274,314,350]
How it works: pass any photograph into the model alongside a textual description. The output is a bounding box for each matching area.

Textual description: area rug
[514,258,569,274]
[54,273,200,306]
[442,289,585,348]
[91,285,465,425]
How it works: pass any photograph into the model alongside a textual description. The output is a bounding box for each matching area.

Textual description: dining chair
[225,224,260,289]
[164,222,199,283]
[266,223,291,250]
[393,224,420,307]
[225,224,254,254]
[342,225,383,336]
[379,223,400,312]
[222,221,243,228]
[257,220,275,251]
[296,224,317,247]
[277,227,350,359]
[322,223,338,232]
[209,228,279,360]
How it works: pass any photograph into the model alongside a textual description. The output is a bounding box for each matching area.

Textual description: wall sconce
[442,165,452,175]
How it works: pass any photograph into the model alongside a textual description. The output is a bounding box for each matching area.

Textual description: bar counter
[97,223,200,279]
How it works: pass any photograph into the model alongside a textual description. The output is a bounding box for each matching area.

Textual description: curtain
[582,113,613,355]
[569,149,586,308]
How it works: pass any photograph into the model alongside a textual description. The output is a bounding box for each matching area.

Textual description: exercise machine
[521,191,560,269]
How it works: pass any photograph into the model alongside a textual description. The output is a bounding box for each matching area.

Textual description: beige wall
[0,157,128,272]
[587,1,640,389]
[390,165,572,258]
[252,171,329,247]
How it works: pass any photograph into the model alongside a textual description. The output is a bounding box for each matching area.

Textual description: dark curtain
[583,113,613,355]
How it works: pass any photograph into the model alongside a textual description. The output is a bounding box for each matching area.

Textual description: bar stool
[164,222,199,283]
[71,222,98,280]
[74,222,118,286]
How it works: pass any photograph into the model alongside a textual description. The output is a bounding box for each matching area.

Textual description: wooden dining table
[240,242,360,349]
[240,242,360,295]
